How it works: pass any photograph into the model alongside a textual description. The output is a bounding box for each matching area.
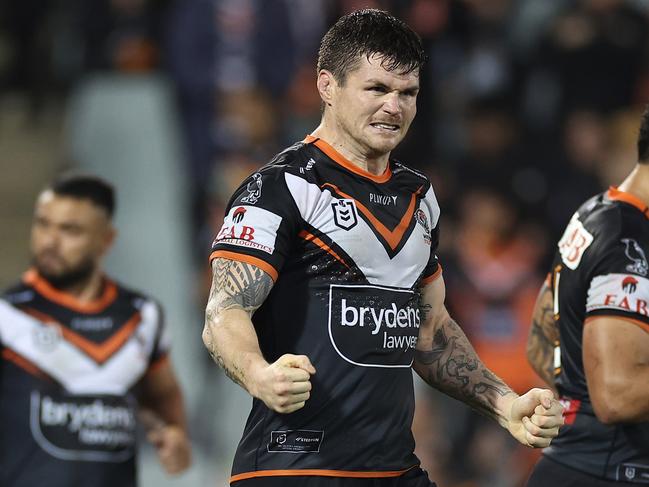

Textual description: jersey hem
[230,464,419,483]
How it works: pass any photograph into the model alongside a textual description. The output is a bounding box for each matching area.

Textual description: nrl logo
[622,238,648,276]
[241,173,262,204]
[332,199,358,230]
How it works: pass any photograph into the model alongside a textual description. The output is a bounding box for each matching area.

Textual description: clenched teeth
[371,123,399,131]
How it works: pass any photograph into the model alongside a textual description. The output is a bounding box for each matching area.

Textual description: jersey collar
[303,135,392,183]
[23,268,118,313]
[607,186,649,219]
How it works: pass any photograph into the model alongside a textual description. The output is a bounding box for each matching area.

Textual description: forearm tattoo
[414,317,513,421]
[527,283,558,386]
[204,258,274,386]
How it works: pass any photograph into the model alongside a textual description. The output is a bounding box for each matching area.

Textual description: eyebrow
[365,79,420,92]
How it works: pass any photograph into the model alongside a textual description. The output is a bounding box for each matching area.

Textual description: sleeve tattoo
[414,316,513,421]
[203,258,274,386]
[526,282,558,387]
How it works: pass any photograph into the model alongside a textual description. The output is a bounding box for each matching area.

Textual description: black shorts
[231,468,436,487]
[526,455,623,487]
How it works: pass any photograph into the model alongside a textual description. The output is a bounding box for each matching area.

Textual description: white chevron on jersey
[586,273,649,317]
[0,299,162,394]
[285,173,439,288]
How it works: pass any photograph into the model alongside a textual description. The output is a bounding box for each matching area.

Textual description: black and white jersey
[210,136,441,483]
[0,270,170,487]
[543,188,649,483]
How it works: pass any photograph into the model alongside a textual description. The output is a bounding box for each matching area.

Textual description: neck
[48,269,105,303]
[311,120,390,176]
[618,164,649,207]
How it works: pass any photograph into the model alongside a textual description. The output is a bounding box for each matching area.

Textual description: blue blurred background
[1,0,648,485]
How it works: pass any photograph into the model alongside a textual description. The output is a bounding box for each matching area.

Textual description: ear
[101,225,117,256]
[317,70,336,107]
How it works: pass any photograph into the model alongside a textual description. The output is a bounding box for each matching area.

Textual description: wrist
[244,354,270,399]
[495,391,519,429]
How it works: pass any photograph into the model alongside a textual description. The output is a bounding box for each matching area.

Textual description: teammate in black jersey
[0,174,191,486]
[527,105,649,485]
[203,9,564,487]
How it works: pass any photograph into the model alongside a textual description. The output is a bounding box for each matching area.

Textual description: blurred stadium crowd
[2,0,649,486]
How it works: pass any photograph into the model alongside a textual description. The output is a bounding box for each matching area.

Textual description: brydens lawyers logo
[332,199,358,230]
[329,284,420,368]
[622,276,638,294]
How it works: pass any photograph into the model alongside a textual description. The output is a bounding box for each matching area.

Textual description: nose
[36,226,60,251]
[382,92,401,116]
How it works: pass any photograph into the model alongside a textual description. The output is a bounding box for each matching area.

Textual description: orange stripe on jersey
[421,265,443,285]
[23,268,118,313]
[299,230,350,268]
[585,315,649,334]
[209,250,279,282]
[230,465,418,483]
[607,187,649,219]
[20,308,142,364]
[304,135,392,184]
[321,182,423,251]
[2,348,50,380]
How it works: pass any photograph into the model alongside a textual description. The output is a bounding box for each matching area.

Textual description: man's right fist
[252,354,316,414]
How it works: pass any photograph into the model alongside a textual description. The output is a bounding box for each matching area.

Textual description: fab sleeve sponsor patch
[586,273,649,318]
[213,205,282,255]
[558,213,594,270]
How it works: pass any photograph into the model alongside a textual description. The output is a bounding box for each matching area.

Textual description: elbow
[201,325,212,351]
[590,382,634,425]
[592,399,625,425]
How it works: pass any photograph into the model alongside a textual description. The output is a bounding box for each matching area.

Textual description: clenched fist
[251,354,316,414]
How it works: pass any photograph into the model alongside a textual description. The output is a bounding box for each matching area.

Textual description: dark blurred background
[1,0,647,485]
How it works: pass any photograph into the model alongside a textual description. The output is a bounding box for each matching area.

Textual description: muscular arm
[138,361,191,474]
[584,317,649,424]
[414,276,515,425]
[526,281,559,390]
[414,276,563,446]
[202,257,315,413]
[202,257,274,392]
[139,361,188,430]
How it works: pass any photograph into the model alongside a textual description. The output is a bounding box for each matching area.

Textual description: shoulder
[111,279,163,316]
[562,193,648,274]
[580,195,645,249]
[1,280,34,305]
[391,159,431,186]
[258,142,314,179]
[229,142,314,199]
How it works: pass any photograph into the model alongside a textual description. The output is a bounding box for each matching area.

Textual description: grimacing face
[30,191,114,286]
[326,54,419,158]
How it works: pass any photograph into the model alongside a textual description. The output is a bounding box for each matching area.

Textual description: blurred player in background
[203,9,563,487]
[0,174,191,486]
[527,105,649,485]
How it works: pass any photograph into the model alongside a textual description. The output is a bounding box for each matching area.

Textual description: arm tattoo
[414,317,513,421]
[526,283,558,386]
[204,258,274,386]
[208,258,274,315]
